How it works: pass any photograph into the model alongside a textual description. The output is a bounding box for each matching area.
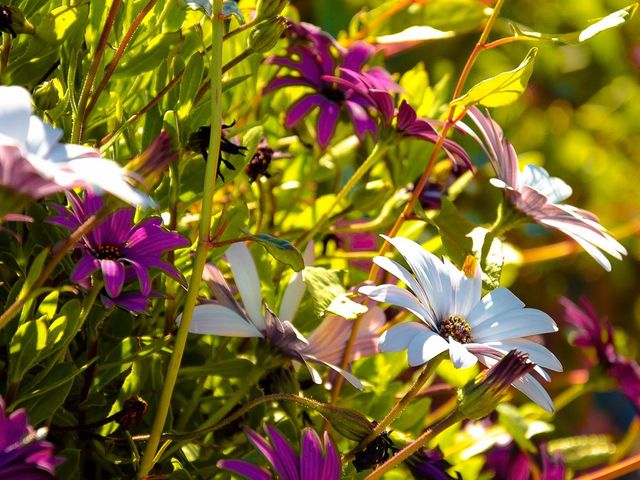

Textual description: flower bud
[314,403,375,442]
[0,6,35,38]
[457,350,535,420]
[255,0,288,20]
[247,17,287,54]
[32,81,60,111]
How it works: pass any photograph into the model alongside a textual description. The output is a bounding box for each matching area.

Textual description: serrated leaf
[451,48,537,109]
[250,233,304,272]
[512,4,638,45]
[326,294,368,320]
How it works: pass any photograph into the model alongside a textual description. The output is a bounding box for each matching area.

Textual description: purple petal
[265,425,299,480]
[344,100,376,139]
[244,428,286,477]
[300,428,324,480]
[316,100,340,149]
[342,42,374,71]
[70,255,100,283]
[101,260,125,297]
[263,75,315,94]
[217,460,271,480]
[285,95,323,128]
[129,260,151,295]
[320,431,340,480]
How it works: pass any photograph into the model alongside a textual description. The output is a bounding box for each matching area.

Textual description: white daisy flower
[359,235,562,412]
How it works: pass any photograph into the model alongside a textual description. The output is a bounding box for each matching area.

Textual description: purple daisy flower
[406,447,458,480]
[484,442,564,480]
[0,395,62,480]
[264,21,398,148]
[465,107,626,271]
[49,192,189,300]
[561,297,640,413]
[217,425,340,480]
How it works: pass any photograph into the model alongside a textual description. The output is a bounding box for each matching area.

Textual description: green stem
[71,0,122,143]
[295,142,388,247]
[135,2,225,477]
[0,33,11,83]
[365,411,463,479]
[344,356,443,462]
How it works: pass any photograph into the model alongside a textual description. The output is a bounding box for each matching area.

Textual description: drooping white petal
[381,235,453,320]
[0,86,32,147]
[472,309,558,343]
[406,329,449,366]
[183,304,264,337]
[359,284,435,327]
[226,242,266,330]
[485,339,563,372]
[467,287,526,328]
[278,242,314,322]
[304,354,363,390]
[25,116,63,158]
[379,322,435,353]
[448,338,478,369]
[512,373,555,413]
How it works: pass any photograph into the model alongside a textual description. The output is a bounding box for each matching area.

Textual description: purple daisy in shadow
[0,395,62,479]
[217,424,340,480]
[264,21,398,148]
[49,192,189,308]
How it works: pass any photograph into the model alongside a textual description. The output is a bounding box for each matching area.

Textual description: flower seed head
[441,315,472,344]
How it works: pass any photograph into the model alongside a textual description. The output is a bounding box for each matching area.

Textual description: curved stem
[365,411,463,479]
[136,3,225,478]
[344,356,443,462]
[574,453,640,480]
[295,142,387,248]
[71,0,121,143]
[85,0,159,119]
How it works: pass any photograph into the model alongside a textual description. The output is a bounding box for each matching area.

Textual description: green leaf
[428,198,475,265]
[178,53,205,118]
[8,319,48,384]
[250,233,304,272]
[511,4,638,45]
[451,48,537,108]
[468,227,504,289]
[548,435,616,470]
[36,290,59,320]
[114,31,183,77]
[301,267,346,317]
[326,294,368,320]
[18,248,49,323]
[178,359,256,377]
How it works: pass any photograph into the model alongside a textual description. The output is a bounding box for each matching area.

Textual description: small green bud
[314,403,375,441]
[457,350,535,420]
[255,0,288,20]
[32,81,60,111]
[247,17,287,54]
[0,6,35,38]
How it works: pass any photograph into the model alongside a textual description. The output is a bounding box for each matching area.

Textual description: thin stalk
[223,20,255,41]
[574,453,640,480]
[295,142,387,248]
[344,356,443,462]
[71,0,122,143]
[365,411,463,479]
[136,3,225,477]
[332,0,507,404]
[85,0,159,119]
[0,34,11,83]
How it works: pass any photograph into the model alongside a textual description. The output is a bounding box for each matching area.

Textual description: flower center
[95,244,122,261]
[441,315,472,344]
[320,86,346,103]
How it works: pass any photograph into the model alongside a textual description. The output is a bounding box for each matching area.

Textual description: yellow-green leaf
[451,48,537,109]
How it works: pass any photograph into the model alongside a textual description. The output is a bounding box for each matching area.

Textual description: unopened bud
[255,0,288,20]
[457,350,535,420]
[32,81,59,111]
[247,17,287,54]
[0,6,35,38]
[314,403,374,442]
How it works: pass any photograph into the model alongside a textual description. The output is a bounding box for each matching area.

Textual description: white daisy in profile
[359,235,562,412]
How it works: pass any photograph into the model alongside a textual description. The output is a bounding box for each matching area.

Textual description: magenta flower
[466,107,626,271]
[0,86,153,221]
[49,192,188,304]
[406,447,457,480]
[484,443,564,480]
[264,21,398,148]
[217,425,340,480]
[0,395,62,480]
[561,297,640,412]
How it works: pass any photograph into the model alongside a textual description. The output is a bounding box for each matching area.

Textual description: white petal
[406,329,449,366]
[512,373,555,413]
[520,164,572,203]
[359,284,435,327]
[372,256,432,311]
[448,338,478,369]
[486,339,563,372]
[0,86,32,147]
[379,322,434,353]
[381,235,453,320]
[182,304,263,337]
[467,288,525,328]
[226,242,266,330]
[452,262,482,318]
[472,309,558,343]
[25,116,63,158]
[278,242,315,322]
